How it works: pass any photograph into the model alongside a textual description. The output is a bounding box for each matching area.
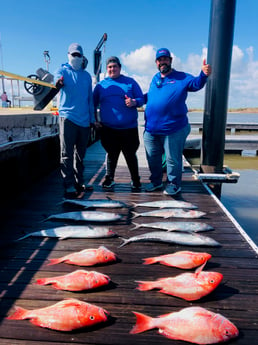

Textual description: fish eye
[210,279,215,283]
[105,256,108,260]
[89,315,95,320]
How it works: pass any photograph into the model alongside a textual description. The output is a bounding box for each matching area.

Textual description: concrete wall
[0,111,59,145]
[0,110,99,199]
[0,111,59,199]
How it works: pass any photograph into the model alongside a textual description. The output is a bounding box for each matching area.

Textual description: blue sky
[1,0,258,108]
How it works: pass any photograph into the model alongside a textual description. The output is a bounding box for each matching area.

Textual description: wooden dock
[0,127,258,344]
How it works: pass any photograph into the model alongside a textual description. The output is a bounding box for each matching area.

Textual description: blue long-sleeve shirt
[145,69,208,135]
[93,75,144,129]
[55,63,94,127]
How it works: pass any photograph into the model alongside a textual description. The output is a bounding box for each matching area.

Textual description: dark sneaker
[145,182,163,192]
[163,184,181,195]
[131,181,142,192]
[64,186,78,199]
[77,184,94,192]
[102,176,115,189]
[75,184,94,199]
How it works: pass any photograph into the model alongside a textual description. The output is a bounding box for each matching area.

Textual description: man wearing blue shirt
[144,48,211,195]
[93,56,144,191]
[55,43,94,199]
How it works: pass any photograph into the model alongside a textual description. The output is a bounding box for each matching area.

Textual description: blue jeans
[144,123,190,187]
[59,118,90,188]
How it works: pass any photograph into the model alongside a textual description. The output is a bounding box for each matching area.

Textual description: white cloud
[3,44,258,109]
[119,44,258,108]
[120,45,156,75]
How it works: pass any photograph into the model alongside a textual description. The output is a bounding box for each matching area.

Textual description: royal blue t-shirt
[93,75,144,129]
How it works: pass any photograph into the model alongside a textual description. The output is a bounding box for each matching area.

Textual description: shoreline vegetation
[136,107,258,113]
[188,107,258,113]
[1,107,258,114]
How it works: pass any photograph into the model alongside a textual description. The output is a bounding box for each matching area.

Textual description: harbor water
[188,112,258,246]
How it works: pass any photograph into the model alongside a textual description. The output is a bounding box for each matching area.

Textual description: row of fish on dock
[6,197,239,344]
[15,198,221,248]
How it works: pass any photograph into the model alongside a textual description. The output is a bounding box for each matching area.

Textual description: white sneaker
[163,184,181,195]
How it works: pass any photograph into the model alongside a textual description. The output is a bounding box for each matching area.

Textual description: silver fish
[119,231,221,247]
[132,200,197,209]
[131,209,206,219]
[131,221,213,232]
[61,198,127,209]
[15,226,117,241]
[45,211,122,223]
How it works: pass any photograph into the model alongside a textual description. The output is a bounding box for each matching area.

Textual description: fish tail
[47,258,63,266]
[130,311,154,334]
[35,278,48,285]
[142,257,158,265]
[118,238,130,248]
[131,211,139,219]
[7,306,28,320]
[130,222,141,231]
[14,233,31,242]
[135,281,154,291]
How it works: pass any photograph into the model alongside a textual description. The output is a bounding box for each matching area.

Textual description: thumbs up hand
[202,58,212,76]
[125,94,137,107]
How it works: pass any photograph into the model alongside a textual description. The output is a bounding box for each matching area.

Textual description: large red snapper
[136,264,223,301]
[47,246,116,266]
[143,250,212,269]
[7,298,109,331]
[130,306,239,344]
[35,270,111,291]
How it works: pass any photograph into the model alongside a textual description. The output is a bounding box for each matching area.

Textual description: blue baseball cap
[156,48,171,60]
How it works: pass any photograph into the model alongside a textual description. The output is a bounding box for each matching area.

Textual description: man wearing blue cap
[55,43,94,199]
[144,47,211,195]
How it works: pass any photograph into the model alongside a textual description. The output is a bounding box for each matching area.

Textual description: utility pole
[0,33,5,92]
[43,50,50,71]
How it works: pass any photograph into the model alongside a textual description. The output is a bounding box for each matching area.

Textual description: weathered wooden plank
[0,139,257,345]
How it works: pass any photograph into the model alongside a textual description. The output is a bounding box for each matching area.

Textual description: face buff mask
[68,54,83,70]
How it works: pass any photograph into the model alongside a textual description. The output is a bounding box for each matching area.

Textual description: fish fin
[47,258,63,266]
[35,278,48,285]
[142,257,157,265]
[41,216,50,223]
[118,238,129,248]
[6,306,28,320]
[59,231,74,240]
[130,311,154,334]
[195,261,207,276]
[59,236,70,240]
[135,281,154,291]
[131,211,139,219]
[130,222,141,231]
[14,233,31,242]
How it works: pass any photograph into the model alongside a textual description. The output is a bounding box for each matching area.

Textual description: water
[221,170,258,246]
[188,111,258,124]
[188,112,258,247]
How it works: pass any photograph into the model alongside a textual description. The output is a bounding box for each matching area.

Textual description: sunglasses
[71,52,82,58]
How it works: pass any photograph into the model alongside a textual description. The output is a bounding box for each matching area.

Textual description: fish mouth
[100,308,110,321]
